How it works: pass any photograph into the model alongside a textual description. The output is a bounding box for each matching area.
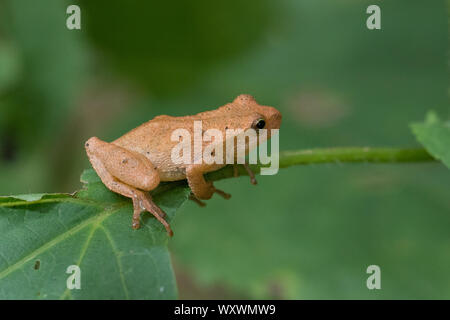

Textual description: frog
[85,94,282,236]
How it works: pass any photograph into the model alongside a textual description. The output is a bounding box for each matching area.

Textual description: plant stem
[205,147,435,182]
[152,147,435,195]
[278,147,434,167]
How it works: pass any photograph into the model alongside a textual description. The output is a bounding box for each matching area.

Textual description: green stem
[278,147,434,167]
[152,147,435,195]
[205,147,435,182]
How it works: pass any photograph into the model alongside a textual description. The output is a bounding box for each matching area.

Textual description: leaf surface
[0,169,189,299]
[411,111,450,169]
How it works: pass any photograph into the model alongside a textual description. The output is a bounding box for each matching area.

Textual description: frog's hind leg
[85,137,172,236]
[132,191,172,236]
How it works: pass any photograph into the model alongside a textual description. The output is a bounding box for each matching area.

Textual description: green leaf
[0,169,190,299]
[411,111,450,169]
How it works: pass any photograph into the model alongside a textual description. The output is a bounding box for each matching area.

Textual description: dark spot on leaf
[34,260,40,270]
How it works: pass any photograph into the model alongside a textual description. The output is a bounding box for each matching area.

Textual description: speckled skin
[85,94,282,236]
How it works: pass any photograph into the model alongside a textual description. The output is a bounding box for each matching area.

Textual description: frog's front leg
[233,164,258,185]
[85,137,173,236]
[186,164,231,200]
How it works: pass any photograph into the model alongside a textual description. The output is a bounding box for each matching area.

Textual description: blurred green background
[1,0,449,299]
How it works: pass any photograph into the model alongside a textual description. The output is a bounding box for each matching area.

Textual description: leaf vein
[0,206,122,282]
[100,226,130,300]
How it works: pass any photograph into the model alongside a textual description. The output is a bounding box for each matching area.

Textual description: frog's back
[112,106,233,151]
[111,114,225,182]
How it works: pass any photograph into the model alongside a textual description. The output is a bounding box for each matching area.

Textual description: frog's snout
[269,108,282,130]
[262,106,282,131]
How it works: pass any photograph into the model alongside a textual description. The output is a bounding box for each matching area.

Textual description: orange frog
[85,95,282,236]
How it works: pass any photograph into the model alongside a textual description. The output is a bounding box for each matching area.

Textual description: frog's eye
[252,118,266,130]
